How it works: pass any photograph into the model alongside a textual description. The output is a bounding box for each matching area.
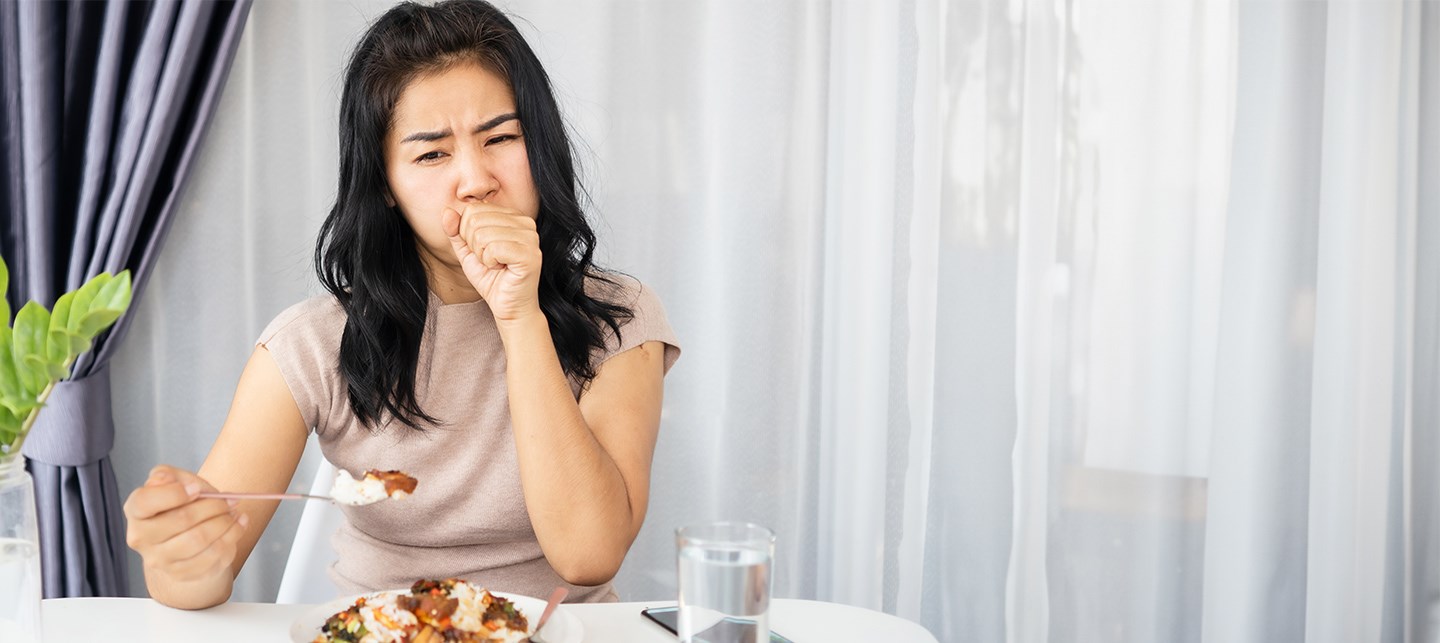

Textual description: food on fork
[330,469,419,506]
[313,578,530,643]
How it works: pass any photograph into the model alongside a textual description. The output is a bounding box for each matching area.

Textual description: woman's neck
[417,247,482,305]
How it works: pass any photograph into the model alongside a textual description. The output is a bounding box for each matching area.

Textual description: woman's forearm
[497,314,638,585]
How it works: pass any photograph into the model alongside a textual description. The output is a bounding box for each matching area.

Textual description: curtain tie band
[21,366,115,467]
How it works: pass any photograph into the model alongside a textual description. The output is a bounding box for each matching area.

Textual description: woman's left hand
[442,204,543,322]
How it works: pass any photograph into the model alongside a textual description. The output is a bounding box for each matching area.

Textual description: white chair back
[275,458,345,604]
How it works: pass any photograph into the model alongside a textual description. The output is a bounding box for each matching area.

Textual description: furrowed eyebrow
[473,112,519,133]
[400,129,450,143]
[398,113,520,144]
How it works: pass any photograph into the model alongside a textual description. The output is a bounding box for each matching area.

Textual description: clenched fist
[442,203,543,323]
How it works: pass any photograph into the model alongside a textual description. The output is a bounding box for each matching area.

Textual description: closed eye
[487,134,520,146]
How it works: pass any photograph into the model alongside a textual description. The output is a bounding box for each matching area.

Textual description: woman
[123,0,680,609]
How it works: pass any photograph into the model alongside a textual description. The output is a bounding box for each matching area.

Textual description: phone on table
[640,606,794,643]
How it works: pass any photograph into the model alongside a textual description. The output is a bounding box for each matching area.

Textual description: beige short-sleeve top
[256,275,680,603]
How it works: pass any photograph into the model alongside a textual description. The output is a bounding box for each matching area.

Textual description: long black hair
[315,0,631,431]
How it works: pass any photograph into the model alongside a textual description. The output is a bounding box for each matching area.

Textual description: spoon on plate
[529,586,569,643]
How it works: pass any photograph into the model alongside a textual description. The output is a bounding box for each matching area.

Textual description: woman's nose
[456,153,499,202]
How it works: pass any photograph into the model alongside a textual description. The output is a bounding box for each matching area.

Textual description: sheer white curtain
[108,1,1438,642]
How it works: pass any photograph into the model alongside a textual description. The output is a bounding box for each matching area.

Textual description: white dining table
[41,596,940,642]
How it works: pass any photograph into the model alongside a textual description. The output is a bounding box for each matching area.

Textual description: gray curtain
[0,0,251,598]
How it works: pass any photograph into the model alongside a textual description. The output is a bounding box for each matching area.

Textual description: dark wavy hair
[315,0,631,431]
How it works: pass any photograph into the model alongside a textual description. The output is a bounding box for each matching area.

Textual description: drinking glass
[0,456,42,643]
[676,522,775,643]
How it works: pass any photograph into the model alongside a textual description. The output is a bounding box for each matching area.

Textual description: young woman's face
[384,61,540,267]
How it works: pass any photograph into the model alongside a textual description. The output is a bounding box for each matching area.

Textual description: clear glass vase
[0,455,42,643]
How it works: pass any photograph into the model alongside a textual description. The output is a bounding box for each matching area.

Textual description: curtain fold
[1411,5,1440,642]
[1201,2,1323,641]
[0,0,251,598]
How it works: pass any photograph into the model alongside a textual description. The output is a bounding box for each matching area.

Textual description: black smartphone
[640,606,794,643]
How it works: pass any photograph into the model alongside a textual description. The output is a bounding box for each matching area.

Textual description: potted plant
[0,255,132,643]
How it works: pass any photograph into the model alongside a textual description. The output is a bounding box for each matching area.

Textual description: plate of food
[290,578,583,643]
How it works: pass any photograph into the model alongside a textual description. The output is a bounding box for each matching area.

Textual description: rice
[330,470,391,506]
[448,581,486,633]
[354,593,419,642]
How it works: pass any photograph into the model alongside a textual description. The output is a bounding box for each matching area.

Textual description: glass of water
[0,456,42,643]
[676,522,775,643]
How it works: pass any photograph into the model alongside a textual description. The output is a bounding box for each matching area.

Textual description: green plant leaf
[49,291,74,334]
[76,308,124,340]
[0,327,19,400]
[0,255,10,327]
[66,333,92,357]
[0,403,23,451]
[47,329,70,365]
[72,271,131,343]
[12,302,49,396]
[47,292,75,366]
[93,270,132,314]
[0,393,38,418]
[67,273,111,333]
[24,354,66,383]
[47,329,69,367]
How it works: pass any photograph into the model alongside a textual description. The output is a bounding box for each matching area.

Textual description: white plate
[288,588,584,643]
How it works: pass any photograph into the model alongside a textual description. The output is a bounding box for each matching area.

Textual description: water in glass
[0,457,42,643]
[676,522,774,643]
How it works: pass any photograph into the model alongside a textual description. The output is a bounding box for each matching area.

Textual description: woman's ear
[384,188,397,208]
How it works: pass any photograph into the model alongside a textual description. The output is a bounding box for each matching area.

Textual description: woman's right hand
[123,465,248,586]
